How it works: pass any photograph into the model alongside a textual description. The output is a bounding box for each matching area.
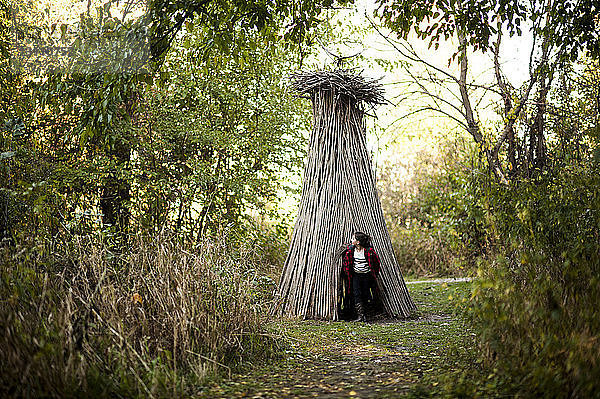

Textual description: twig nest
[291,69,385,107]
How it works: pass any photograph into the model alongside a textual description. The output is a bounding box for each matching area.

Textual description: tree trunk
[100,134,131,242]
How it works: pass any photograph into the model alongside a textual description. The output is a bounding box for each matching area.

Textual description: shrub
[468,164,600,397]
[0,233,277,398]
[379,136,487,277]
[388,225,464,277]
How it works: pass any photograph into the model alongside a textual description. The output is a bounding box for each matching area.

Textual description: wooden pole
[274,70,416,320]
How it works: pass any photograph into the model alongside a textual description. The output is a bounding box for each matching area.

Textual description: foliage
[375,0,600,61]
[147,0,354,63]
[458,61,600,397]
[378,60,600,396]
[0,0,319,246]
[131,24,309,240]
[548,58,600,162]
[379,136,486,277]
[378,54,600,395]
[0,233,277,398]
[466,163,600,397]
[373,0,600,183]
[0,2,343,394]
[389,165,600,397]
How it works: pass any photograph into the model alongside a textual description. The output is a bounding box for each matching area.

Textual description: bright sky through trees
[20,0,534,211]
[305,0,534,187]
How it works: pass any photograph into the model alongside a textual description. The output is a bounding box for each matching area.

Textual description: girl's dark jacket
[342,244,381,280]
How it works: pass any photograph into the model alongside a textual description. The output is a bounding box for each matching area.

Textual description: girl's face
[351,235,359,246]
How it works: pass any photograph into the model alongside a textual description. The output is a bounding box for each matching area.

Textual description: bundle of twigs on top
[291,69,386,109]
[275,69,416,320]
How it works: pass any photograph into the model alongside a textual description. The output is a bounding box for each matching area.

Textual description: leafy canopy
[376,0,600,60]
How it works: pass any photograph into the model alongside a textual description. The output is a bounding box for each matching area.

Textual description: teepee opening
[275,69,416,320]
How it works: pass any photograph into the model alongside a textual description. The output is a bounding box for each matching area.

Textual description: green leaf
[0,151,15,161]
[60,24,67,39]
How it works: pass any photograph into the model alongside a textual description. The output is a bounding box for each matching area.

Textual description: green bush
[389,225,465,277]
[379,137,487,277]
[0,233,278,398]
[468,164,600,397]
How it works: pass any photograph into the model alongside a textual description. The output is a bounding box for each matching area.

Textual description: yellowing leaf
[132,293,143,304]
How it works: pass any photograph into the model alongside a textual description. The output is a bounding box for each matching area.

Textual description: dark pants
[352,273,375,306]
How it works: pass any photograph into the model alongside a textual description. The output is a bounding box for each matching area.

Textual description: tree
[374,0,600,181]
[132,23,311,240]
[0,0,345,245]
[147,0,344,62]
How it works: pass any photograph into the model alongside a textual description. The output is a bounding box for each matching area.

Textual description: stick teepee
[275,69,417,320]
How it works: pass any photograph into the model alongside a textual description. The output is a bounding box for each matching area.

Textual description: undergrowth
[464,166,600,398]
[0,233,277,398]
[379,137,484,278]
[413,165,600,398]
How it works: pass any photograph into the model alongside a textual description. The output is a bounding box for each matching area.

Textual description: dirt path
[199,280,474,398]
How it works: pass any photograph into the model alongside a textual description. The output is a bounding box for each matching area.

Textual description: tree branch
[365,14,460,85]
[393,107,469,131]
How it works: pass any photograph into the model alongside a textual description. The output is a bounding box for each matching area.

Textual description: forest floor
[199,280,476,398]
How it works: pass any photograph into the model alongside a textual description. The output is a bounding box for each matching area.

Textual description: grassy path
[200,280,475,398]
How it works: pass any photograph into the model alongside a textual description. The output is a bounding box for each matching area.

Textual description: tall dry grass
[387,226,464,277]
[0,233,275,398]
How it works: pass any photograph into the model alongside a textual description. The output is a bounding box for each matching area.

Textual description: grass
[1,230,480,398]
[198,280,476,398]
[0,234,272,398]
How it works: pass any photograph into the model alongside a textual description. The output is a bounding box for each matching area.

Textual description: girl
[342,232,381,322]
